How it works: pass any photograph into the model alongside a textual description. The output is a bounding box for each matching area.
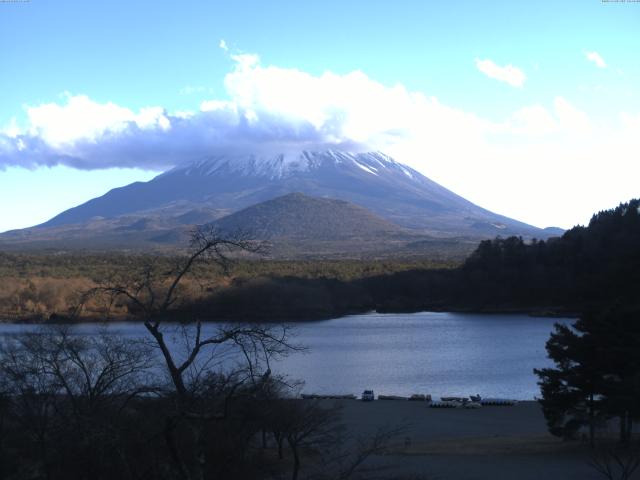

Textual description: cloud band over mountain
[4,49,632,173]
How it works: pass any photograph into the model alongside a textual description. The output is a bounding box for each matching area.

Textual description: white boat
[441,396,466,402]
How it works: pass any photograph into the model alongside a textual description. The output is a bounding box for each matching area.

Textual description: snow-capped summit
[164,150,419,181]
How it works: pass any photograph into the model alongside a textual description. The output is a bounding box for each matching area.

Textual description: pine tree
[535,304,640,445]
[586,305,640,444]
[535,321,605,446]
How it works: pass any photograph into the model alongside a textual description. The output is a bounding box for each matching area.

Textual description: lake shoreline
[0,305,579,325]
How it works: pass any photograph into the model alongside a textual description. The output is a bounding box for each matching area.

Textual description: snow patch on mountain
[353,160,378,175]
[165,150,416,181]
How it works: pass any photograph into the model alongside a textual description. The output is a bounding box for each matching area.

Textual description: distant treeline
[0,255,456,321]
[1,199,638,322]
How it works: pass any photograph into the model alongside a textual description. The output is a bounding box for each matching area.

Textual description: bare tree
[1,332,61,479]
[588,445,640,480]
[83,226,300,480]
[0,326,154,479]
[279,400,343,480]
[20,327,153,413]
[333,426,405,480]
[263,396,403,480]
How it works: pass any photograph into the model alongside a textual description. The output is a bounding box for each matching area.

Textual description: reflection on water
[0,312,571,400]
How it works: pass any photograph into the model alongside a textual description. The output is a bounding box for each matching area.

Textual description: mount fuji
[1,150,559,253]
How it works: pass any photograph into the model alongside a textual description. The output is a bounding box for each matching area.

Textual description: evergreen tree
[535,304,640,445]
[535,321,605,446]
[587,305,640,444]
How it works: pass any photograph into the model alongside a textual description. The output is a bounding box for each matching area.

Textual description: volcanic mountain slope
[0,193,471,259]
[35,150,552,239]
[211,192,403,240]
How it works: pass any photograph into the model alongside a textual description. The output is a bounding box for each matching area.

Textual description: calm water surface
[0,312,571,400]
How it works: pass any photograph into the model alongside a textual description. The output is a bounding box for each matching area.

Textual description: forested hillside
[453,198,640,311]
[1,199,638,322]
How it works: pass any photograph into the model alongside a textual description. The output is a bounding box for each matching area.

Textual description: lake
[0,312,572,400]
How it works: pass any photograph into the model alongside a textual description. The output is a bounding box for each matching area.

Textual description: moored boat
[480,398,518,406]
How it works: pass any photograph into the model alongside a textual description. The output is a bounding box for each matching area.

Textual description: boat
[378,395,408,401]
[441,396,466,402]
[301,393,357,400]
[429,400,461,408]
[480,398,518,406]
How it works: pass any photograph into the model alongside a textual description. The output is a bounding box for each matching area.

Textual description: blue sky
[1,0,639,232]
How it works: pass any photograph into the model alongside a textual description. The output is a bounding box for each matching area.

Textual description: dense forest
[1,199,638,322]
[451,198,640,312]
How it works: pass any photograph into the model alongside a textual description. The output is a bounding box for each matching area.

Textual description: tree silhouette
[535,303,640,446]
[85,226,300,480]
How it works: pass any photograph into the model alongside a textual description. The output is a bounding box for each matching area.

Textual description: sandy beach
[327,399,611,480]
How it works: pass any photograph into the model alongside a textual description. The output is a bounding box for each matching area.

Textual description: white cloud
[508,105,558,136]
[475,58,526,87]
[25,94,137,147]
[620,111,640,131]
[585,51,607,68]
[219,39,228,51]
[505,97,592,137]
[553,97,592,134]
[2,118,20,138]
[229,52,260,70]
